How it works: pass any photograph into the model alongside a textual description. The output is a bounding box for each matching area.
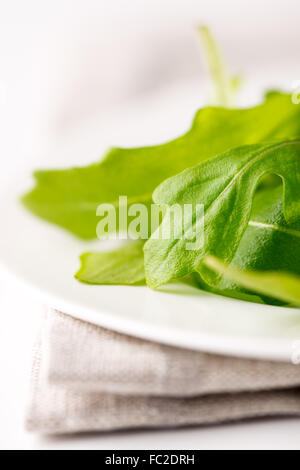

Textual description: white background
[1,0,300,449]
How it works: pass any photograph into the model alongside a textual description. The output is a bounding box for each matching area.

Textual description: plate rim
[0,253,298,363]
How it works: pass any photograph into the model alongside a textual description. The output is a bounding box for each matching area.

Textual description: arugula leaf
[144,140,300,288]
[192,273,265,304]
[216,185,300,287]
[75,242,145,285]
[193,185,300,304]
[75,185,300,297]
[22,93,300,239]
[204,255,300,307]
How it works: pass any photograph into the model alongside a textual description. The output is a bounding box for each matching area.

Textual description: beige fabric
[26,309,300,434]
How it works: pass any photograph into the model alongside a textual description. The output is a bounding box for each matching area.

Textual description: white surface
[1,0,300,450]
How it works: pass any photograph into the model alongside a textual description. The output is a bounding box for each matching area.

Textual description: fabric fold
[26,309,300,434]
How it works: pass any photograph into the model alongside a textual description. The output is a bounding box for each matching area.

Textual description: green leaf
[144,140,300,288]
[75,242,145,285]
[22,93,300,239]
[194,185,300,304]
[217,185,300,290]
[192,273,265,304]
[204,255,300,307]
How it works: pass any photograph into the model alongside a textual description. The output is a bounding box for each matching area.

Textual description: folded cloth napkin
[26,309,300,435]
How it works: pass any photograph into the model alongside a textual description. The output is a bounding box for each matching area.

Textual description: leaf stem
[197,25,238,108]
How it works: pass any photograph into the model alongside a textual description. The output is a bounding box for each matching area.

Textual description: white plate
[1,180,300,363]
[1,81,300,362]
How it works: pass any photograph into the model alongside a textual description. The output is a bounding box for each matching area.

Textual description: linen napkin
[26,309,300,435]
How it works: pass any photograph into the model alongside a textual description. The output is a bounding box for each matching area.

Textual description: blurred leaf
[204,255,300,307]
[197,25,243,106]
[22,93,300,239]
[76,242,145,285]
